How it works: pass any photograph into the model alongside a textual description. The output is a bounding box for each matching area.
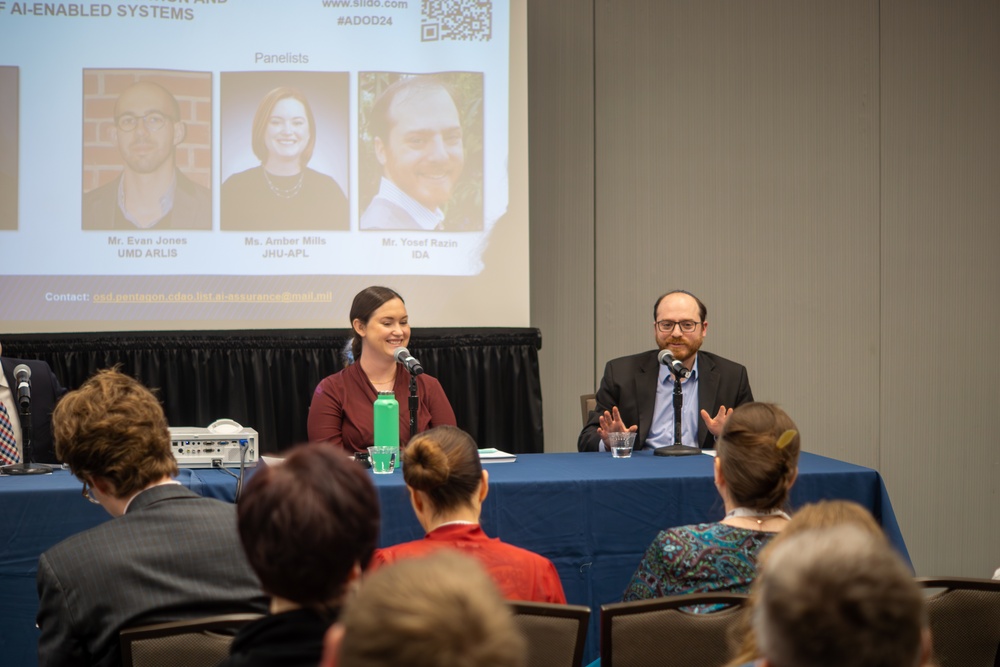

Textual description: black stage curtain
[2,328,543,454]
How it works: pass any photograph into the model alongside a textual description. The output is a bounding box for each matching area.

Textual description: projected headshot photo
[0,66,19,231]
[220,72,349,232]
[81,70,212,231]
[359,72,483,232]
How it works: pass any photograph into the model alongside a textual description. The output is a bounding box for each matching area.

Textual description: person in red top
[307,286,456,454]
[371,425,567,604]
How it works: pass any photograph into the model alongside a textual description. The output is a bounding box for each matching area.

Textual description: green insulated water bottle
[373,391,399,469]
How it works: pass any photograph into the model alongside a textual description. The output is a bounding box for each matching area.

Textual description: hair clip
[776,429,798,450]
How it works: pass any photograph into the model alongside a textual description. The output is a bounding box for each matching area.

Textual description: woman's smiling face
[356,297,410,360]
[264,97,310,164]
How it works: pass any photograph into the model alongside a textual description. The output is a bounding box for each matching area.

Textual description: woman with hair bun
[623,402,801,603]
[372,425,566,604]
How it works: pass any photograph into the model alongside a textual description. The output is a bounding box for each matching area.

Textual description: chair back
[120,613,263,667]
[917,577,1000,667]
[510,600,590,667]
[580,394,597,426]
[601,593,748,667]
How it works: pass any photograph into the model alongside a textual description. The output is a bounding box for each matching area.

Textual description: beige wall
[529,0,1000,577]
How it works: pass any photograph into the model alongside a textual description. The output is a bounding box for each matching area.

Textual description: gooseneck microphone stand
[409,375,418,440]
[393,347,423,443]
[1,405,54,475]
[654,367,701,457]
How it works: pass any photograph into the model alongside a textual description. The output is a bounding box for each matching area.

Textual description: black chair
[601,593,749,667]
[916,577,1000,667]
[510,600,591,667]
[119,613,263,667]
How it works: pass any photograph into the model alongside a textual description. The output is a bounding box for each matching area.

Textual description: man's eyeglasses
[115,112,171,133]
[656,320,700,334]
[82,480,101,505]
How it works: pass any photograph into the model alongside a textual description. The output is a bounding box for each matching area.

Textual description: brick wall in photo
[82,69,212,192]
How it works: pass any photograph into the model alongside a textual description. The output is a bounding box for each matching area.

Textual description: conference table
[0,450,906,666]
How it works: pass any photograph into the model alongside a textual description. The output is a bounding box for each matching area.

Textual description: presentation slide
[0,0,528,333]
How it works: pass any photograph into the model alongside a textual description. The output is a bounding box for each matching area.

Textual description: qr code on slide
[421,0,493,42]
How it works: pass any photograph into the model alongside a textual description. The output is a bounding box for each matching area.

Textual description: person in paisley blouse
[622,402,801,604]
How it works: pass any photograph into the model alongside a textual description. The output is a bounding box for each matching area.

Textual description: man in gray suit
[36,369,266,667]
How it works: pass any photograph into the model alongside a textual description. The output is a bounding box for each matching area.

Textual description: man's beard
[123,143,172,174]
[663,337,702,362]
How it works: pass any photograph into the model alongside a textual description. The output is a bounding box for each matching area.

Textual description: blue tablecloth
[370,450,907,664]
[0,451,906,666]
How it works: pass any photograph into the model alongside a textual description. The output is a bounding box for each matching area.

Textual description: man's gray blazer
[36,484,267,667]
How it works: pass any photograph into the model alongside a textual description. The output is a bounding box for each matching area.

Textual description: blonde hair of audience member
[403,425,486,528]
[53,368,178,515]
[321,551,526,667]
[752,525,931,667]
[715,402,801,531]
[724,500,888,667]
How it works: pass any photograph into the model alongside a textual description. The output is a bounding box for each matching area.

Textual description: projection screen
[0,0,528,333]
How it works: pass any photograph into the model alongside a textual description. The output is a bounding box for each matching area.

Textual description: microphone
[13,364,31,410]
[657,349,691,378]
[393,347,425,376]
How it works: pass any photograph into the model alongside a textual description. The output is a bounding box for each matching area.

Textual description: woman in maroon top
[371,425,567,604]
[307,286,456,454]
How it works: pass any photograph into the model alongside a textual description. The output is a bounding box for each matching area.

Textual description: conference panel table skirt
[0,451,906,667]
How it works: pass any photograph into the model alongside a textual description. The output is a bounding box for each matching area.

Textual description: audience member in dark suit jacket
[35,369,267,667]
[0,345,67,464]
[579,290,753,452]
[218,444,380,667]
